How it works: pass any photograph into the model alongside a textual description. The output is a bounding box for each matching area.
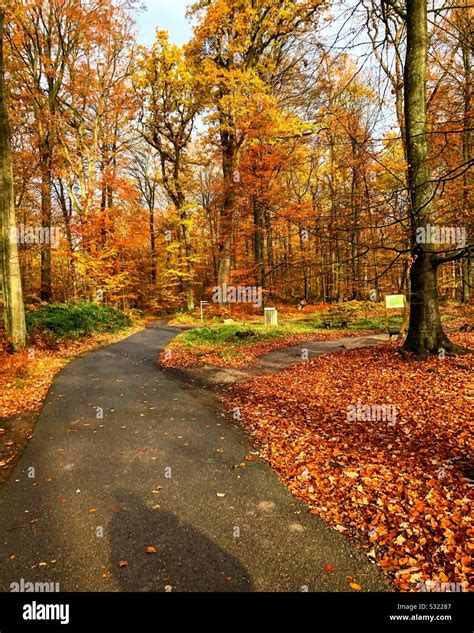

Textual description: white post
[264,307,278,326]
[200,300,209,322]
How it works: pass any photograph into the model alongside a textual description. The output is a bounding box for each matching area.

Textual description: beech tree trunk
[180,208,194,312]
[149,206,157,287]
[40,145,53,302]
[0,9,26,349]
[217,125,236,291]
[402,0,460,358]
[461,22,472,303]
[253,199,265,288]
[403,252,453,354]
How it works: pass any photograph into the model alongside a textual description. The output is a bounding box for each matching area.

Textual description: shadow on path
[109,491,253,592]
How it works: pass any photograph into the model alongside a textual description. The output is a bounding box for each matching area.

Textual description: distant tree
[137,31,204,311]
[187,0,326,289]
[129,148,160,286]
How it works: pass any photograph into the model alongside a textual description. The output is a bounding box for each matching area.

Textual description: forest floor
[1,303,472,592]
[159,302,470,369]
[221,330,473,592]
[160,301,473,592]
[158,317,473,592]
[0,326,391,592]
[159,327,377,368]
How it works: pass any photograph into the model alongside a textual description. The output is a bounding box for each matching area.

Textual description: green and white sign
[385,294,405,309]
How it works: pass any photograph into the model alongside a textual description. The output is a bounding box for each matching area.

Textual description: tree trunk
[40,145,52,302]
[402,0,459,358]
[0,9,26,349]
[299,227,309,301]
[403,252,453,354]
[217,105,237,291]
[149,205,156,287]
[56,178,76,301]
[253,198,265,288]
[462,253,472,304]
[180,209,194,312]
[461,24,472,303]
[264,206,274,298]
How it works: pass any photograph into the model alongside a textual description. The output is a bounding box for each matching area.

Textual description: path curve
[0,327,391,592]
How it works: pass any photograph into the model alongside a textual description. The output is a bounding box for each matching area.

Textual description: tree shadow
[108,491,253,592]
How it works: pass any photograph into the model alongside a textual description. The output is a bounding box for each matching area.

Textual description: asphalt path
[0,327,391,592]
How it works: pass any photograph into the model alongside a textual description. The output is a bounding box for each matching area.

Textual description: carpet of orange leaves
[222,333,473,591]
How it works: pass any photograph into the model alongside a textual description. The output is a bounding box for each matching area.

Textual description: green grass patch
[179,322,324,348]
[291,313,402,331]
[26,303,132,342]
[167,314,398,361]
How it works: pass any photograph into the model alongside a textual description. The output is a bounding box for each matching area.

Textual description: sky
[134,0,193,47]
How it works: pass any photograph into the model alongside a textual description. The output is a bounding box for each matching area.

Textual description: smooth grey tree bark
[0,8,26,350]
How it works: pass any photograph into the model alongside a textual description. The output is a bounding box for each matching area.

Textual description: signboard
[385,294,405,309]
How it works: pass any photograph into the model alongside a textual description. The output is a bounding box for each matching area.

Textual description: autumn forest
[0,0,472,623]
[0,0,471,347]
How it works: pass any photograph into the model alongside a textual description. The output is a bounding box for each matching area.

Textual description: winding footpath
[0,326,391,592]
